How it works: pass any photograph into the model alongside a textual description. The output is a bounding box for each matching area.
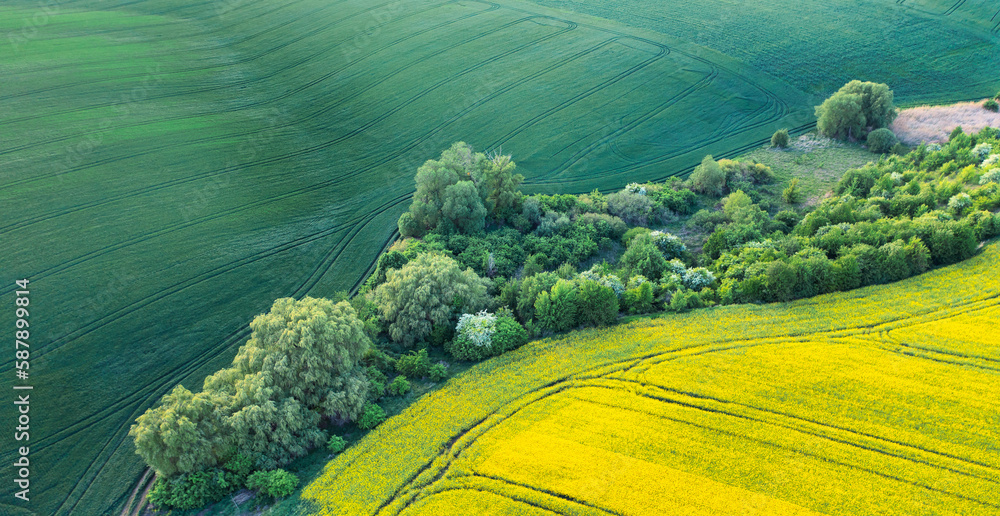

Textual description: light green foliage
[622,282,656,314]
[517,272,560,323]
[771,128,790,148]
[472,152,524,221]
[442,181,487,234]
[247,469,299,499]
[388,375,412,396]
[358,403,387,430]
[407,142,484,233]
[782,178,804,204]
[816,80,896,140]
[327,435,347,454]
[374,253,490,346]
[619,234,668,280]
[129,385,231,477]
[534,279,579,332]
[689,155,726,196]
[867,128,898,154]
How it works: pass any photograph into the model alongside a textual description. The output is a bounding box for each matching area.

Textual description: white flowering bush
[926,143,942,152]
[947,192,972,213]
[983,154,1000,167]
[454,310,496,348]
[683,267,716,290]
[624,182,647,196]
[980,168,1000,185]
[665,259,686,276]
[972,143,992,162]
[890,172,905,185]
[581,267,626,298]
[649,231,686,259]
[627,275,649,289]
[659,274,683,292]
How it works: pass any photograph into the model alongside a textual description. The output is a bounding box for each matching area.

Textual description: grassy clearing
[303,240,1000,515]
[0,0,995,514]
[740,136,878,205]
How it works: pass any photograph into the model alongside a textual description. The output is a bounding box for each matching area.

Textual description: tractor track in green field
[6,0,307,75]
[0,0,415,120]
[0,193,406,513]
[0,0,497,160]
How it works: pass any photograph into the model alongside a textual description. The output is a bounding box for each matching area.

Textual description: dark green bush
[387,375,411,396]
[395,349,433,379]
[770,128,790,148]
[866,128,898,154]
[576,280,619,326]
[246,469,298,500]
[985,99,999,112]
[357,403,386,430]
[327,435,347,454]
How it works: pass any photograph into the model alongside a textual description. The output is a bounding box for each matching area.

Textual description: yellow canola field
[303,242,1000,515]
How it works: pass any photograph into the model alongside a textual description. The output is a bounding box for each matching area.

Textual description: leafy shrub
[668,289,704,312]
[971,143,992,162]
[387,375,411,396]
[396,349,433,379]
[357,403,386,430]
[648,231,686,259]
[327,435,347,454]
[891,143,908,155]
[948,193,972,214]
[246,469,298,500]
[689,155,726,196]
[985,99,999,112]
[682,268,716,290]
[619,234,668,280]
[771,128,790,148]
[980,168,1000,185]
[606,190,654,226]
[147,469,236,510]
[949,126,964,141]
[490,317,528,354]
[782,178,804,204]
[534,280,579,332]
[447,311,527,360]
[621,282,655,314]
[576,280,619,326]
[866,128,898,154]
[815,80,896,140]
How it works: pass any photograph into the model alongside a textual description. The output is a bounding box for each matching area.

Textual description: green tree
[405,142,486,233]
[517,271,559,322]
[576,279,619,326]
[441,181,487,234]
[534,279,579,332]
[471,151,524,221]
[816,80,896,140]
[619,234,668,280]
[815,90,865,139]
[129,385,231,477]
[782,178,804,204]
[689,155,726,196]
[374,253,490,346]
[771,128,790,148]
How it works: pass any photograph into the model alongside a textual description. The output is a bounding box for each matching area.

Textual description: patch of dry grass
[891,101,1000,145]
